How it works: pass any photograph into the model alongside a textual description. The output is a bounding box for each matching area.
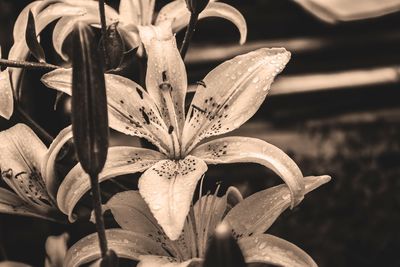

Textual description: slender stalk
[0,58,58,70]
[98,0,110,69]
[180,12,199,60]
[15,106,54,145]
[89,173,108,257]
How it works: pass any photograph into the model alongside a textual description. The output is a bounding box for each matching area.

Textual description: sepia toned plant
[0,123,72,222]
[40,21,321,241]
[0,0,333,266]
[63,175,330,266]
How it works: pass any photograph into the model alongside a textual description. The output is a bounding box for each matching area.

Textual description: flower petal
[0,188,54,220]
[119,0,155,26]
[52,3,119,61]
[9,2,87,94]
[57,147,166,221]
[240,234,317,267]
[41,69,173,154]
[191,136,304,207]
[157,1,247,45]
[0,124,55,211]
[138,156,208,240]
[64,229,170,267]
[139,22,187,134]
[223,175,331,238]
[182,48,290,152]
[45,233,69,267]
[41,125,73,200]
[138,255,202,267]
[0,68,14,120]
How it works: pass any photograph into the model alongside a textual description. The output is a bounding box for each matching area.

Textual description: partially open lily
[50,0,247,60]
[0,124,72,222]
[41,22,322,240]
[64,175,331,267]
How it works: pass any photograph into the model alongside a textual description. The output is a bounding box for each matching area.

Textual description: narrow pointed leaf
[0,68,14,119]
[64,229,170,267]
[239,234,317,267]
[71,22,109,175]
[223,175,331,238]
[203,223,246,267]
[191,136,304,207]
[26,11,46,63]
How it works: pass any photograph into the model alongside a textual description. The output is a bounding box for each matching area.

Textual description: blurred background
[1,0,400,266]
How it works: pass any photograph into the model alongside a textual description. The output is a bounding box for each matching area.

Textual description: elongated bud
[185,0,210,14]
[71,22,109,175]
[203,223,246,267]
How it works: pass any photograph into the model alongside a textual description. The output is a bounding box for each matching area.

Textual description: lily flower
[0,123,73,222]
[64,175,331,267]
[50,0,247,61]
[41,21,321,240]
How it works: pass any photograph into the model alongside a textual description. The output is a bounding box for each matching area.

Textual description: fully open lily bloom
[0,124,72,221]
[41,22,325,240]
[64,175,331,267]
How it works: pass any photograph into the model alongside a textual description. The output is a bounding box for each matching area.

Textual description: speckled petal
[0,68,14,120]
[182,48,290,153]
[57,147,166,221]
[138,22,187,134]
[223,175,331,238]
[240,234,317,267]
[0,188,55,221]
[64,229,170,267]
[156,2,247,45]
[138,255,202,267]
[0,124,55,212]
[138,156,208,241]
[191,136,304,208]
[41,69,173,154]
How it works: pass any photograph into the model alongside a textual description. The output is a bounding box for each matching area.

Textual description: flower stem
[98,0,110,69]
[180,12,199,60]
[0,58,58,70]
[89,172,109,258]
[15,106,54,145]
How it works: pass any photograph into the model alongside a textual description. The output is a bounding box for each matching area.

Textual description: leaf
[191,136,304,208]
[71,22,109,175]
[239,234,317,267]
[0,68,14,120]
[26,10,46,63]
[181,48,290,153]
[64,229,170,267]
[203,223,246,267]
[223,175,331,238]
